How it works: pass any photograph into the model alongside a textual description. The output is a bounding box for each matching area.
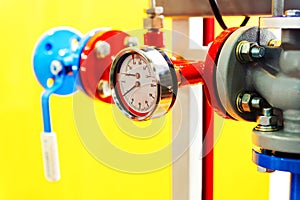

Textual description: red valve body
[79,30,129,104]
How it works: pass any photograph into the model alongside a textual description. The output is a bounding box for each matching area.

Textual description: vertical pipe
[202,17,215,200]
[290,173,300,200]
[150,0,156,8]
[202,93,214,200]
[144,0,164,48]
[203,18,215,46]
[272,0,284,16]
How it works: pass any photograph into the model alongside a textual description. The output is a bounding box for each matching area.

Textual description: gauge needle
[121,73,136,77]
[121,73,141,79]
[123,81,140,96]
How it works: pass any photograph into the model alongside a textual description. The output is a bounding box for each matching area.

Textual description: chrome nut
[50,60,63,76]
[257,166,275,173]
[236,41,265,63]
[285,9,300,17]
[257,115,278,126]
[268,39,281,47]
[95,41,111,58]
[97,80,112,98]
[146,7,164,15]
[241,93,252,112]
[143,16,164,30]
[236,41,252,63]
[124,36,139,47]
[236,92,255,113]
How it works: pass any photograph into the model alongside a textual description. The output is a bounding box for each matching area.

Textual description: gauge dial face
[115,52,159,117]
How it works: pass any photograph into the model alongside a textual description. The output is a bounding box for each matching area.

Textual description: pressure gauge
[110,47,178,120]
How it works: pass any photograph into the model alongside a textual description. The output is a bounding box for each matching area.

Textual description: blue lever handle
[41,74,65,133]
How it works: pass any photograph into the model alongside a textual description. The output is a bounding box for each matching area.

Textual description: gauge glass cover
[111,47,177,120]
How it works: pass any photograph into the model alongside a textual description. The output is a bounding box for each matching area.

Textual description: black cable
[240,16,250,26]
[208,0,227,30]
[208,0,250,30]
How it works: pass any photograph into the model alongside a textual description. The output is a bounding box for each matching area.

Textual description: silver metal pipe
[272,0,284,16]
[150,0,156,8]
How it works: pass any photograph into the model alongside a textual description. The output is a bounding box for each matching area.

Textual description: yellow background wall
[0,0,269,199]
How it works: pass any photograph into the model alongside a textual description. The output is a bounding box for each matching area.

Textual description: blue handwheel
[33,27,83,95]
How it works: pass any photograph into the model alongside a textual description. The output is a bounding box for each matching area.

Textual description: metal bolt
[255,107,279,132]
[241,93,252,112]
[250,45,265,59]
[97,80,112,98]
[237,92,255,113]
[285,9,300,17]
[124,36,139,47]
[262,107,273,116]
[50,60,63,76]
[257,166,275,173]
[268,39,281,47]
[95,41,111,58]
[236,41,265,63]
[146,7,164,15]
[251,97,263,109]
[257,115,278,126]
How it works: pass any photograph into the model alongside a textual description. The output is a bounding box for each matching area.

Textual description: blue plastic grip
[41,75,64,133]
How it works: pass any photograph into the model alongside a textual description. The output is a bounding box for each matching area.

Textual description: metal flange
[204,27,239,118]
[253,129,300,154]
[215,26,276,121]
[79,30,130,103]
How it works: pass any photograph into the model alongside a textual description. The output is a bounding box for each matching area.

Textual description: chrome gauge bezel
[110,46,178,120]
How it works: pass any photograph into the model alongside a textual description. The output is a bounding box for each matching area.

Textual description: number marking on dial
[116,52,159,115]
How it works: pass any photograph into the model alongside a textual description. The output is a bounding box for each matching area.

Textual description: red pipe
[170,18,215,200]
[170,18,216,200]
[171,59,205,86]
[203,18,215,46]
[144,31,165,48]
[144,17,216,200]
[202,17,215,200]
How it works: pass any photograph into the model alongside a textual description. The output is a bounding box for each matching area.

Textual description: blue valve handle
[33,27,83,95]
[34,27,112,182]
[32,27,82,182]
[41,74,65,133]
[40,73,65,182]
